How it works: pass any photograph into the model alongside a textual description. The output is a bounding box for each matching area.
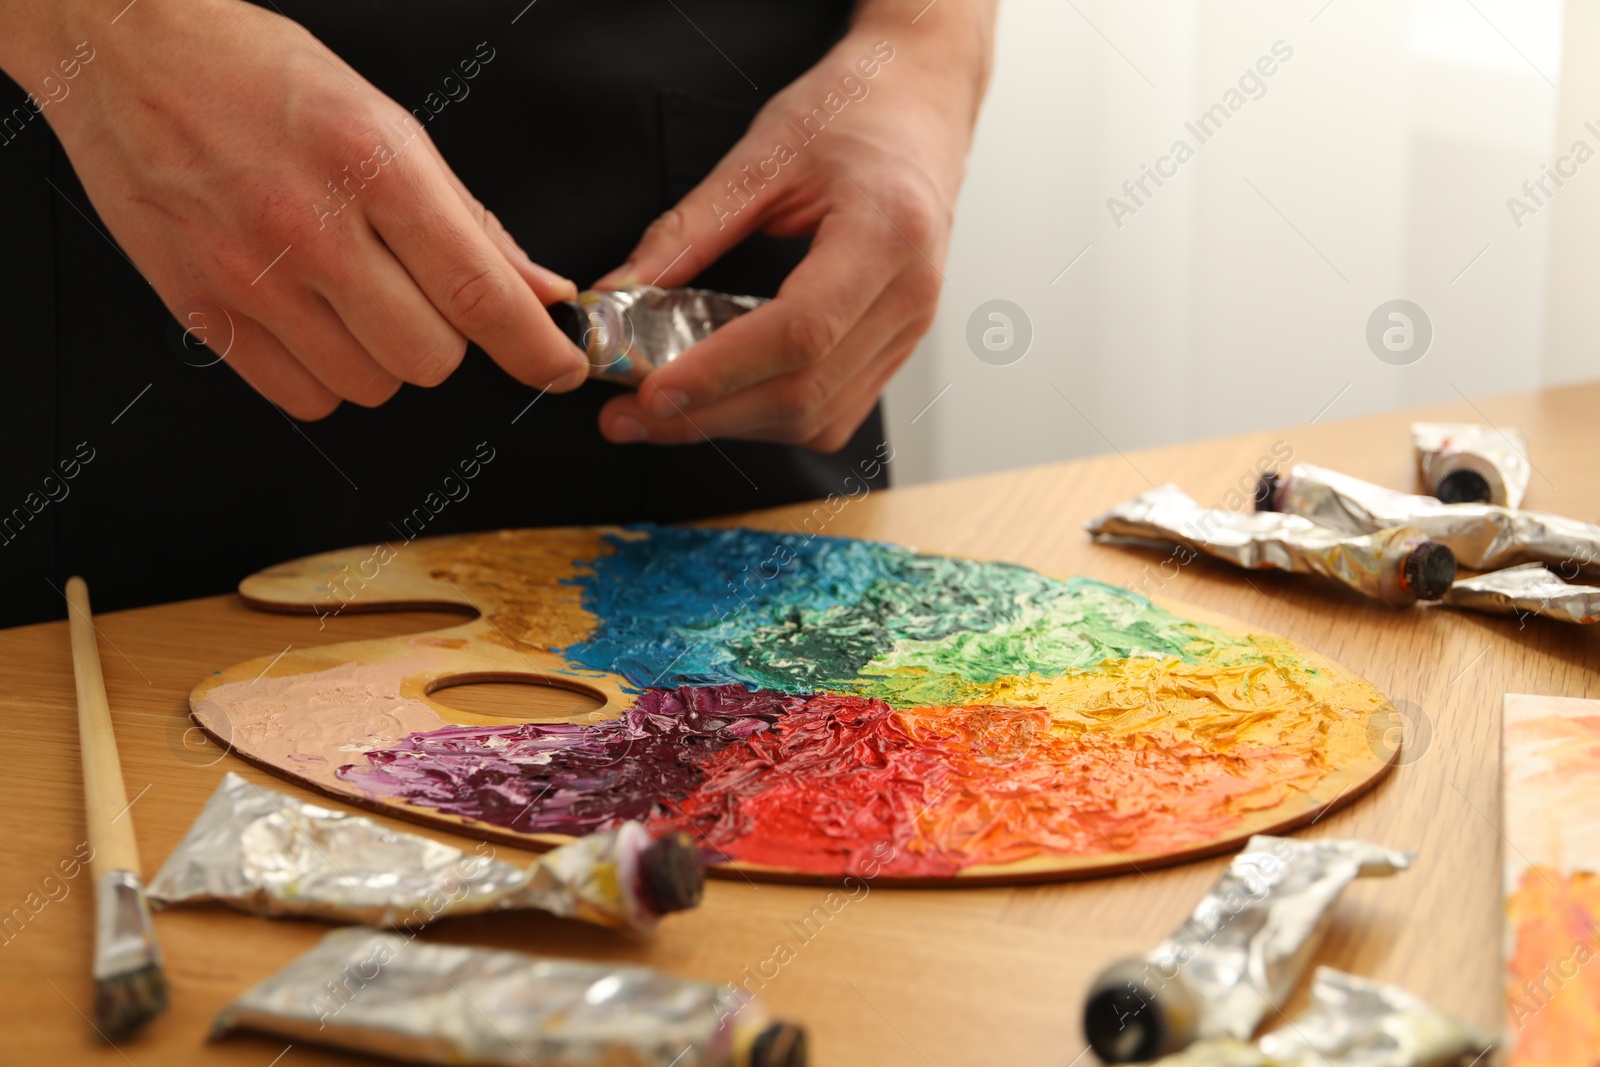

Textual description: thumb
[595,145,776,289]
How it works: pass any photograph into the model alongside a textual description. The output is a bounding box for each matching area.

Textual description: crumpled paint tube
[1254,968,1491,1067]
[1135,1038,1267,1067]
[550,286,766,387]
[212,927,806,1067]
[1440,562,1600,624]
[1259,463,1600,574]
[1082,836,1414,1063]
[1084,484,1456,607]
[1412,422,1530,508]
[1142,969,1490,1067]
[148,773,703,932]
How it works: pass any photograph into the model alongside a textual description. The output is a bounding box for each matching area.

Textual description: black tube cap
[637,832,706,915]
[1435,468,1491,505]
[750,1022,808,1067]
[1254,472,1281,512]
[1402,541,1457,601]
[1082,959,1198,1063]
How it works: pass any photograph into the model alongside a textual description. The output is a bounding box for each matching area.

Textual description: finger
[367,157,588,391]
[593,132,784,290]
[601,321,906,448]
[270,290,403,407]
[803,320,924,453]
[647,319,913,449]
[601,272,917,444]
[635,202,903,419]
[415,134,578,305]
[221,313,342,420]
[315,222,469,387]
[480,205,578,305]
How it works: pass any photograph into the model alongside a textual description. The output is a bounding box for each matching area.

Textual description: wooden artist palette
[192,525,1399,885]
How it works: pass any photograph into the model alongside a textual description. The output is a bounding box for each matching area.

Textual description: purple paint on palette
[340,685,793,836]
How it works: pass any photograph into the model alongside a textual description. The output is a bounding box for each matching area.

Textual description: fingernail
[609,415,647,444]
[552,364,589,392]
[646,388,690,418]
[511,244,578,298]
[542,266,579,300]
[595,263,638,290]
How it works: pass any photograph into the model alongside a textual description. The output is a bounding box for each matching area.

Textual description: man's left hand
[594,18,992,452]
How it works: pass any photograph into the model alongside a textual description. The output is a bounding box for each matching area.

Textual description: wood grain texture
[3,382,1597,1067]
[191,530,1397,886]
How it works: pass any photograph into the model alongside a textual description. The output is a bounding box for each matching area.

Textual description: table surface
[5,383,1598,1067]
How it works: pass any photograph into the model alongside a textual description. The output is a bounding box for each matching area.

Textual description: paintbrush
[65,576,168,1040]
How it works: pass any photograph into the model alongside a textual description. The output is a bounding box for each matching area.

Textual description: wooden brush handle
[65,577,140,878]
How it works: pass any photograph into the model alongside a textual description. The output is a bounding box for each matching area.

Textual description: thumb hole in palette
[426,673,608,727]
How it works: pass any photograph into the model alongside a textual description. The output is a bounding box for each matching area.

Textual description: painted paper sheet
[1503,693,1600,1065]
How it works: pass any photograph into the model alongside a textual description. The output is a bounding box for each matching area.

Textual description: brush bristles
[95,963,168,1041]
[92,871,168,1040]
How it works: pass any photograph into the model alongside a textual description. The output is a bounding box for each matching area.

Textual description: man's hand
[595,6,996,452]
[13,0,586,418]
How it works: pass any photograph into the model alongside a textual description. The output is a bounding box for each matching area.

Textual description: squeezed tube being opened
[550,286,766,388]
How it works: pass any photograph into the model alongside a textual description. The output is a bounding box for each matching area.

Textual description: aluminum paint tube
[1441,562,1600,624]
[1411,422,1531,507]
[1254,968,1491,1067]
[1136,1038,1266,1067]
[1085,484,1456,607]
[1259,463,1600,574]
[1082,836,1413,1063]
[550,286,766,387]
[148,773,703,931]
[212,927,806,1067]
[1143,969,1489,1067]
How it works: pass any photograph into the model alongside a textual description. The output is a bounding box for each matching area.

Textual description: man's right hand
[8,0,587,418]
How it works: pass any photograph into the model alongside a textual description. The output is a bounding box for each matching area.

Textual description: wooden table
[5,383,1598,1067]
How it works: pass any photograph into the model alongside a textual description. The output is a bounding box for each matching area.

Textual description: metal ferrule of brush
[94,870,163,980]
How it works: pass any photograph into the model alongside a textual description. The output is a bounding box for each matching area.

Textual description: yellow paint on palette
[976,642,1379,758]
[410,527,610,650]
[832,642,1387,867]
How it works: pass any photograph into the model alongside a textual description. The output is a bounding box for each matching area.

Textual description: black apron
[0,0,887,627]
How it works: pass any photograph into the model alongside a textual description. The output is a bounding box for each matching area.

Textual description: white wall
[884,0,1584,485]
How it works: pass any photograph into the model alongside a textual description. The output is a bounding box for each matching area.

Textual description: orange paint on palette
[666,689,1336,878]
[891,708,1314,864]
